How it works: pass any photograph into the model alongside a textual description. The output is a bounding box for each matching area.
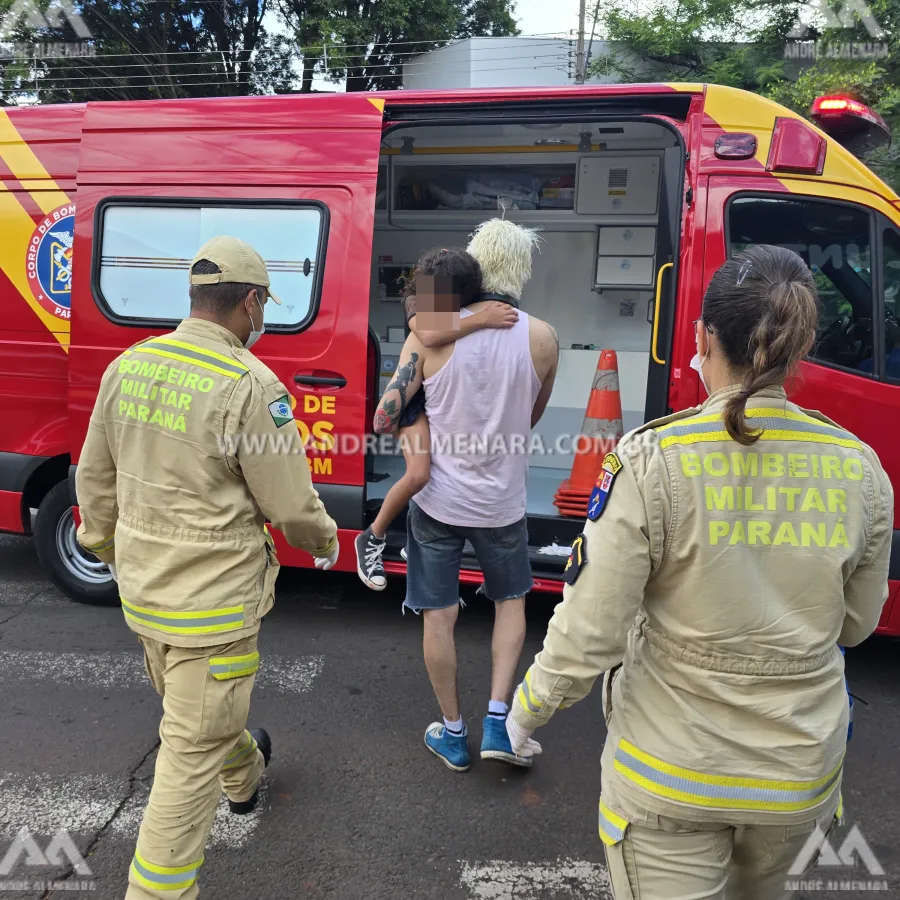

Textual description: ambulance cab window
[729,196,873,376]
[882,226,900,382]
[96,202,326,330]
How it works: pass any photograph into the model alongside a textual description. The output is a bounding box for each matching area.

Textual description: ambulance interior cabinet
[593,226,657,290]
[576,155,661,216]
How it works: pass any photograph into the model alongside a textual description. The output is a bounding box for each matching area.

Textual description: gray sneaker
[355,528,387,590]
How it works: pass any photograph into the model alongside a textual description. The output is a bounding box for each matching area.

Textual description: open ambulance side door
[703,174,900,632]
[69,94,386,574]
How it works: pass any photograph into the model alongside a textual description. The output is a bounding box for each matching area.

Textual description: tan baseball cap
[189,235,282,304]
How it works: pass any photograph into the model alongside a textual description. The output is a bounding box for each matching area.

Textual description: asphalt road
[0,533,898,900]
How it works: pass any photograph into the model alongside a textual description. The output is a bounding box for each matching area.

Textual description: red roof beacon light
[766,118,827,174]
[810,95,891,156]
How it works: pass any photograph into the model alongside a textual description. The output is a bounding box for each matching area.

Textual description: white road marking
[0,651,323,693]
[459,858,612,900]
[0,774,270,850]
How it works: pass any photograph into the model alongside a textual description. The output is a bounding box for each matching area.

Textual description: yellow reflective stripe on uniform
[598,800,628,846]
[613,739,843,812]
[126,345,235,379]
[130,851,203,892]
[209,651,260,680]
[516,670,543,716]
[661,430,862,450]
[129,336,249,380]
[121,597,245,636]
[836,793,844,820]
[149,337,249,374]
[84,535,115,553]
[222,730,258,770]
[657,408,862,450]
[131,344,243,380]
[748,408,846,427]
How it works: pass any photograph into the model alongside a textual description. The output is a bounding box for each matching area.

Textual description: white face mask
[244,293,265,350]
[690,346,710,395]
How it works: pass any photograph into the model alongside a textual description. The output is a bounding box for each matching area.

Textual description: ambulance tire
[34,482,120,607]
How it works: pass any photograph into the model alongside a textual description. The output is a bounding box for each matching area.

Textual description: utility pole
[575,0,587,84]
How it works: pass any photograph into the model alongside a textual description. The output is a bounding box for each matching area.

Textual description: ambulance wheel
[34,482,120,607]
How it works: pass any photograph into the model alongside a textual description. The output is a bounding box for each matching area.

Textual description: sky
[282,0,587,91]
[513,0,582,37]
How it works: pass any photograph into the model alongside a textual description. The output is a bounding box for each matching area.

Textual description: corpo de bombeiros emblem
[26,202,75,321]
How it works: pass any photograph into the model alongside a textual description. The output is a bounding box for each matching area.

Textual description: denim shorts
[398,390,426,430]
[403,500,534,612]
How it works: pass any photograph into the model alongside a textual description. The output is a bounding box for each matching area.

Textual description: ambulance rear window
[94,200,327,331]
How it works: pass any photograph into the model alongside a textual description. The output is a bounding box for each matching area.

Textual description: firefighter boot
[228,728,271,815]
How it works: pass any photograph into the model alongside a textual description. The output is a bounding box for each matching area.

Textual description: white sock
[488,700,508,719]
[444,716,464,735]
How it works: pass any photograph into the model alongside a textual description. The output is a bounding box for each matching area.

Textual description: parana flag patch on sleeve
[587,452,622,521]
[268,395,294,428]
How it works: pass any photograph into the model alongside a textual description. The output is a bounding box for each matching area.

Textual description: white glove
[107,563,118,582]
[314,541,339,571]
[506,715,543,758]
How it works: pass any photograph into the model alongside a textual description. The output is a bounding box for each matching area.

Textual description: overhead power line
[19,49,571,88]
[20,41,572,75]
[0,61,572,94]
[0,34,576,64]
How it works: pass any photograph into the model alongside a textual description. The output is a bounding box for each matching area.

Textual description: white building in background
[402,37,572,90]
[400,36,660,90]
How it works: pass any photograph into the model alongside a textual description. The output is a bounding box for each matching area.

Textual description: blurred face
[415,275,460,331]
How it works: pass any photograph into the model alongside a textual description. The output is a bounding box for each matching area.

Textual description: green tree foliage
[0,0,517,102]
[592,0,900,191]
[278,0,519,93]
[0,0,295,103]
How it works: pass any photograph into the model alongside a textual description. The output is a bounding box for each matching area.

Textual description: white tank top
[412,308,542,527]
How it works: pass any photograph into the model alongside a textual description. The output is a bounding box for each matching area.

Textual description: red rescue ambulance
[0,83,898,633]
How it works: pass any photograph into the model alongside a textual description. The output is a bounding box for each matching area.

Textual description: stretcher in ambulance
[0,83,897,635]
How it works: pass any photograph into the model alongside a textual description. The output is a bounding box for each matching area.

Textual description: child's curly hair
[400,247,483,319]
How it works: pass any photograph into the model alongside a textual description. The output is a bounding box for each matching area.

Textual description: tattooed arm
[374,333,426,434]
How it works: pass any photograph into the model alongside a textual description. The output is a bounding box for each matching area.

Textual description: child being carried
[355,247,518,590]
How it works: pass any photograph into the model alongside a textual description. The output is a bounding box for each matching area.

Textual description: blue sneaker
[424,722,470,772]
[480,715,533,768]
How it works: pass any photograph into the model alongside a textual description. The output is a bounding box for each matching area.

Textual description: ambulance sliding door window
[728,196,873,376]
[881,225,900,382]
[95,202,326,330]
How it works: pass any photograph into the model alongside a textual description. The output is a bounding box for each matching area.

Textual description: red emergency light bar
[810,95,890,156]
[812,96,886,127]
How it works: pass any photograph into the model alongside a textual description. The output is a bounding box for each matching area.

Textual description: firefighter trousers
[602,795,842,900]
[125,633,265,900]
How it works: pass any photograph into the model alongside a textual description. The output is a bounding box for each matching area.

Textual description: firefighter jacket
[75,318,338,647]
[510,386,893,829]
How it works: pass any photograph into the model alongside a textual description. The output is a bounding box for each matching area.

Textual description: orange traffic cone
[553,349,624,518]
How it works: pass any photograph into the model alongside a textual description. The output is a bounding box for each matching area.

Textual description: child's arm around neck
[408,301,518,349]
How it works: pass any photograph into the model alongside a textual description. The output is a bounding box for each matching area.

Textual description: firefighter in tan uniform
[507,245,894,899]
[75,236,339,899]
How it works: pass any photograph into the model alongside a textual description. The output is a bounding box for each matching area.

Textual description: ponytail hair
[701,245,821,446]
